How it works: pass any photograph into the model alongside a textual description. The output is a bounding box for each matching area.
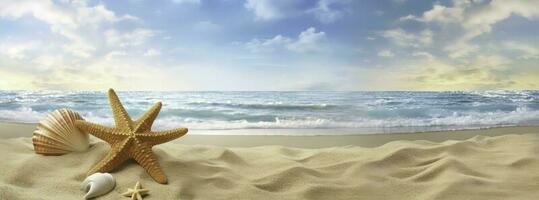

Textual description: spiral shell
[81,172,116,199]
[32,108,89,155]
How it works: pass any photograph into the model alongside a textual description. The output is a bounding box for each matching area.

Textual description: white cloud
[0,0,136,31]
[0,0,140,58]
[0,0,85,57]
[462,0,539,40]
[503,41,539,59]
[287,27,326,52]
[31,55,64,70]
[471,55,511,70]
[76,4,139,25]
[105,28,157,47]
[378,49,394,58]
[412,51,435,60]
[408,53,536,90]
[380,28,432,47]
[0,41,39,60]
[0,0,177,90]
[171,0,201,5]
[0,0,76,27]
[444,42,478,59]
[62,41,95,58]
[402,0,539,58]
[400,4,463,23]
[245,35,292,53]
[244,0,350,23]
[244,0,291,20]
[105,51,127,60]
[245,27,326,53]
[144,48,161,56]
[398,15,415,21]
[308,0,351,24]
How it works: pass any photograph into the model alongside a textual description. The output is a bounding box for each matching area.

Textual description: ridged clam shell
[32,108,89,155]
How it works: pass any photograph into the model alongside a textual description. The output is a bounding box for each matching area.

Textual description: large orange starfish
[75,89,188,184]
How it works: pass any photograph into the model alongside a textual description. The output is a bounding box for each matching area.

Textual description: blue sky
[0,0,538,90]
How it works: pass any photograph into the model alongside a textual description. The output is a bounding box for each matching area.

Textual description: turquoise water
[0,90,538,134]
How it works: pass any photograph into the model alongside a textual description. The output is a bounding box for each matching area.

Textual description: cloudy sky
[0,0,537,91]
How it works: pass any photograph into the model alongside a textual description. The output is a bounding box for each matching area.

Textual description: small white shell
[81,172,116,199]
[32,108,89,155]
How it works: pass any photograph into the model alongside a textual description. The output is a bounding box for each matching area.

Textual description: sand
[1,123,539,199]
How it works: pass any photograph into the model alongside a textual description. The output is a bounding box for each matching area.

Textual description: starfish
[122,181,149,200]
[75,89,188,184]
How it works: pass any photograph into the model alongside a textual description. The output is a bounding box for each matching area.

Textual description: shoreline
[2,122,538,148]
[2,119,531,135]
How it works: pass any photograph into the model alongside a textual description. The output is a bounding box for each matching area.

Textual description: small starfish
[122,181,149,200]
[76,89,188,184]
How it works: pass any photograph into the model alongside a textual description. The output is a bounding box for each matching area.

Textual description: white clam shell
[81,172,116,199]
[32,108,89,155]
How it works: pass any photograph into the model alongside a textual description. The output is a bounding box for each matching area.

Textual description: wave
[0,107,45,123]
[2,105,538,132]
[187,101,336,110]
[1,90,538,134]
[468,90,539,102]
[159,107,539,130]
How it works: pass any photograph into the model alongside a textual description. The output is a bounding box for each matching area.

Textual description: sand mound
[1,134,538,200]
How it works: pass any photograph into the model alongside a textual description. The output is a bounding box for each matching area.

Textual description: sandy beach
[1,122,539,199]
[1,0,538,199]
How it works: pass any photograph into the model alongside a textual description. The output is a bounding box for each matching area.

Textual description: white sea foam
[0,107,45,123]
[53,105,539,131]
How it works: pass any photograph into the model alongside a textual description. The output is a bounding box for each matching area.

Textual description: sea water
[0,90,538,134]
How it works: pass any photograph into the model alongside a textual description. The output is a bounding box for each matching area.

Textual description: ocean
[0,90,538,135]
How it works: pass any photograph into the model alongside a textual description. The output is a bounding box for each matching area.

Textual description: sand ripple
[1,134,539,199]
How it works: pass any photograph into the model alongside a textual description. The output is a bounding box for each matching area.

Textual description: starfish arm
[87,139,131,176]
[75,120,124,143]
[131,143,168,184]
[133,102,162,132]
[108,88,133,130]
[138,128,188,146]
[139,189,149,193]
[122,189,134,196]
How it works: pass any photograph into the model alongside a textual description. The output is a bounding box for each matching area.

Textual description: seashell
[32,108,89,155]
[81,172,116,199]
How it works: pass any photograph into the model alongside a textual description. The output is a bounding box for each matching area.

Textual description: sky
[0,0,537,91]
